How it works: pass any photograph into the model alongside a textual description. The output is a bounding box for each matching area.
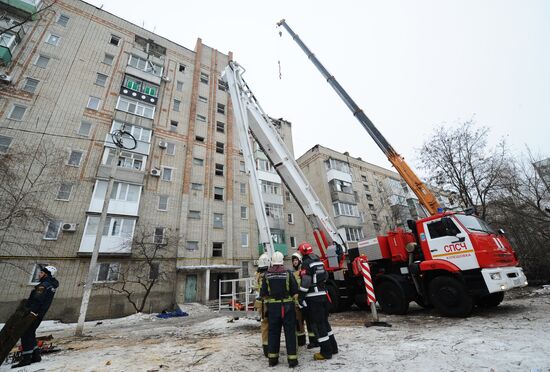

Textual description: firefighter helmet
[271,251,284,265]
[42,265,57,277]
[291,252,302,263]
[298,242,313,256]
[258,253,270,269]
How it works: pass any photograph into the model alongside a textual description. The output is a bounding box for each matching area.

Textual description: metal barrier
[218,277,256,316]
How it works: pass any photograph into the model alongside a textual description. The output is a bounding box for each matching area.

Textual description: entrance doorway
[184,274,197,302]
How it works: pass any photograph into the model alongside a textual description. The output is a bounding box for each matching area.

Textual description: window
[241,261,249,277]
[285,191,291,202]
[166,142,175,155]
[216,142,224,154]
[68,150,83,166]
[361,175,368,182]
[213,213,223,228]
[345,227,364,242]
[364,184,370,191]
[158,195,168,211]
[241,206,248,219]
[170,121,178,132]
[373,222,380,231]
[87,96,101,110]
[35,55,50,68]
[333,202,359,217]
[110,182,140,202]
[191,183,203,191]
[112,122,151,143]
[78,121,92,136]
[216,121,225,133]
[215,163,224,176]
[427,219,460,239]
[261,180,281,195]
[95,73,108,87]
[371,213,378,221]
[103,53,114,65]
[198,95,207,103]
[368,203,375,211]
[30,264,47,284]
[8,104,27,120]
[257,159,275,173]
[200,72,209,84]
[85,216,135,237]
[57,14,70,27]
[110,34,120,46]
[56,182,72,200]
[241,232,249,248]
[127,54,163,77]
[240,161,246,172]
[103,148,146,171]
[188,210,201,219]
[154,227,165,244]
[195,135,205,143]
[287,213,294,224]
[212,242,223,257]
[265,204,283,218]
[149,263,159,280]
[325,158,351,173]
[176,81,184,91]
[196,114,206,122]
[193,157,204,166]
[331,179,353,194]
[366,194,373,201]
[217,103,225,115]
[178,64,186,72]
[43,220,62,240]
[218,80,228,92]
[22,78,39,93]
[116,97,155,118]
[162,167,173,181]
[0,135,13,153]
[173,99,181,112]
[186,241,199,251]
[96,263,119,282]
[240,183,246,195]
[290,236,297,249]
[46,33,60,46]
[214,187,224,201]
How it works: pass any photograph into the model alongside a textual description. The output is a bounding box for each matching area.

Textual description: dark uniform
[299,253,338,360]
[260,264,299,367]
[20,274,59,363]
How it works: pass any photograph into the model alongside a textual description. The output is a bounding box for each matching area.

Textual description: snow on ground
[2,291,550,371]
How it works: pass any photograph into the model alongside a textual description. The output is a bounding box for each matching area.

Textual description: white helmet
[42,265,57,277]
[271,251,284,265]
[258,253,270,269]
[291,252,302,262]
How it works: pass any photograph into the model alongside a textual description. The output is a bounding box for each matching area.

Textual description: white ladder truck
[223,61,352,311]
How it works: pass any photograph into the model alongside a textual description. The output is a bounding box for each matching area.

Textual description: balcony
[78,215,136,255]
[0,26,25,66]
[0,0,42,20]
[120,74,159,105]
[258,243,288,256]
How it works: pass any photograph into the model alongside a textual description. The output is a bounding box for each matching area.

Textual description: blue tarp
[156,308,188,319]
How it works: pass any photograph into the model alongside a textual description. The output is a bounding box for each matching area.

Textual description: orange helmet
[298,242,313,256]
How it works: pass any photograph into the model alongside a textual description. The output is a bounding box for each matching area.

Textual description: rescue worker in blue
[297,242,338,360]
[260,251,299,368]
[12,265,59,368]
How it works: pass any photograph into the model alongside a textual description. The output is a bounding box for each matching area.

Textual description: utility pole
[75,128,135,336]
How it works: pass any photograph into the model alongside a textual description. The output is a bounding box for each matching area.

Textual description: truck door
[423,217,479,271]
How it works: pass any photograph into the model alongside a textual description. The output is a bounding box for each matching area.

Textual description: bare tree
[419,120,508,219]
[98,228,179,313]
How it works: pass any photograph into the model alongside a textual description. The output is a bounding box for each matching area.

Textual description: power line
[0,126,109,145]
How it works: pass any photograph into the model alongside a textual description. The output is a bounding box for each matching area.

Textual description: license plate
[513,278,521,286]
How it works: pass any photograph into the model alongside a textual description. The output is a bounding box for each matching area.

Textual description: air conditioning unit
[150,168,161,177]
[159,140,167,149]
[62,223,77,232]
[161,75,171,82]
[0,74,12,84]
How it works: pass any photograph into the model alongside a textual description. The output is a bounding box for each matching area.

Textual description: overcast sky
[86,0,549,170]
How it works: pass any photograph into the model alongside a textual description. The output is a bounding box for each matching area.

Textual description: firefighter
[297,242,338,361]
[255,253,270,357]
[260,251,299,368]
[291,252,310,347]
[12,265,59,368]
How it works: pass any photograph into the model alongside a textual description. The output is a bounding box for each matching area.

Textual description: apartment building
[0,0,306,322]
[297,145,458,247]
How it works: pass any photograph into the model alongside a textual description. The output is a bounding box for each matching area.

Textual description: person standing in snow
[291,252,313,347]
[12,265,59,368]
[254,253,270,357]
[297,242,338,361]
[260,251,299,368]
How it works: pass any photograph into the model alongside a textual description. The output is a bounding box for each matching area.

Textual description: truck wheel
[325,282,340,313]
[376,281,409,315]
[429,276,473,317]
[414,296,433,309]
[477,292,505,308]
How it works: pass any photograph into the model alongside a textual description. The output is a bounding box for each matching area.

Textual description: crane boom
[223,61,347,260]
[276,19,441,216]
